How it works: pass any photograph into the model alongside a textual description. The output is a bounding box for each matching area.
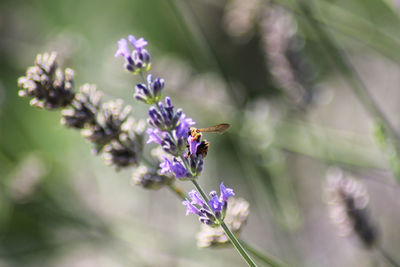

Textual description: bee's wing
[198,123,231,134]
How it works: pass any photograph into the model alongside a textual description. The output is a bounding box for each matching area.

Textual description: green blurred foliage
[2,0,400,266]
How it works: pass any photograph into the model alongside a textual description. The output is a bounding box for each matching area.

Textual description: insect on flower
[188,123,231,158]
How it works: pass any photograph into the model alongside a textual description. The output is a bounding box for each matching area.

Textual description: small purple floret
[188,136,201,155]
[182,199,201,215]
[146,128,165,144]
[171,158,188,178]
[160,157,172,174]
[189,190,205,207]
[128,35,148,51]
[219,182,235,202]
[175,114,195,139]
[115,38,131,58]
[209,191,223,213]
[159,157,188,178]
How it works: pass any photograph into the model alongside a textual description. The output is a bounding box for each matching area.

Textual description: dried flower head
[261,5,314,106]
[81,99,132,153]
[103,118,144,169]
[18,52,75,109]
[196,198,249,248]
[324,168,378,248]
[61,83,102,129]
[131,165,174,190]
[223,0,262,40]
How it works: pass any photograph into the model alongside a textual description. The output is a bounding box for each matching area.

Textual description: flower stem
[191,180,258,267]
[168,183,187,200]
[378,246,400,267]
[240,239,288,267]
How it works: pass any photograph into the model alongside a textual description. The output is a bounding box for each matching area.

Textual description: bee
[188,123,231,157]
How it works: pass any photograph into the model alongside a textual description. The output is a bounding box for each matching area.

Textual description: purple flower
[115,38,131,59]
[189,190,205,207]
[182,183,235,226]
[209,191,223,213]
[146,128,166,144]
[160,156,172,174]
[188,136,201,155]
[176,114,195,139]
[115,35,151,73]
[182,199,201,215]
[171,158,188,178]
[128,35,148,51]
[159,157,188,178]
[219,182,235,202]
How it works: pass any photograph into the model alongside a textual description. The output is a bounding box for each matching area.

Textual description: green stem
[378,246,400,267]
[240,240,289,267]
[295,0,400,182]
[191,180,258,267]
[139,71,147,85]
[168,183,187,200]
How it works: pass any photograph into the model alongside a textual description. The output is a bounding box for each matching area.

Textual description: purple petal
[171,158,188,178]
[128,35,148,51]
[189,190,205,207]
[159,157,172,174]
[146,128,164,144]
[115,38,130,58]
[219,182,235,202]
[175,114,195,138]
[188,136,201,155]
[135,38,148,49]
[182,199,200,215]
[208,191,223,213]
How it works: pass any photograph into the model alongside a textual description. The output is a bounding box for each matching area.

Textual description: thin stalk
[191,180,258,267]
[295,0,400,182]
[378,246,400,267]
[240,240,289,267]
[168,183,187,200]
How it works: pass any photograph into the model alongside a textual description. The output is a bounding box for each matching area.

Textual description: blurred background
[2,0,400,266]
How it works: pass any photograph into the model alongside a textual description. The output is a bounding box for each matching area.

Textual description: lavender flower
[325,168,377,248]
[103,118,144,169]
[134,74,165,104]
[146,97,197,160]
[115,35,207,179]
[81,99,132,153]
[115,35,151,74]
[182,183,235,227]
[61,83,101,129]
[197,198,250,248]
[160,157,190,179]
[132,165,173,190]
[18,52,75,109]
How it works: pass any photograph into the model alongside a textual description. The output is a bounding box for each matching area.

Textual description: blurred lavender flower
[182,183,235,226]
[197,198,249,248]
[261,5,315,107]
[324,168,378,248]
[132,165,173,190]
[103,118,144,169]
[134,74,165,104]
[115,35,151,74]
[18,52,144,170]
[61,83,101,128]
[81,99,132,153]
[223,0,262,40]
[18,52,75,109]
